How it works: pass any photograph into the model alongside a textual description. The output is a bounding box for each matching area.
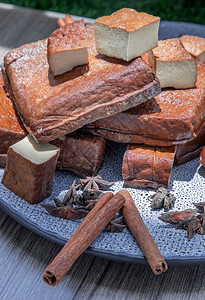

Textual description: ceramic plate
[0,21,205,265]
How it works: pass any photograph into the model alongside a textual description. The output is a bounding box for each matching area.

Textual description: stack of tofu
[0,8,204,204]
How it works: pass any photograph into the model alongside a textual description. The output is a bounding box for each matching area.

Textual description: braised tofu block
[196,61,205,89]
[0,71,25,154]
[150,38,197,89]
[1,136,60,204]
[0,154,6,168]
[84,89,205,146]
[180,35,205,62]
[4,26,160,143]
[199,147,205,167]
[48,20,89,76]
[94,8,160,61]
[122,144,176,189]
[175,126,205,165]
[52,133,106,177]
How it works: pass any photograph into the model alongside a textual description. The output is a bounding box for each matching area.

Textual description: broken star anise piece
[150,187,176,210]
[159,209,205,239]
[193,202,205,213]
[82,189,103,201]
[159,209,197,223]
[40,203,88,219]
[84,199,99,211]
[63,180,81,205]
[106,216,127,233]
[80,175,115,191]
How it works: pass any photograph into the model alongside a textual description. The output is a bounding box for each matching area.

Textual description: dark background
[1,0,205,24]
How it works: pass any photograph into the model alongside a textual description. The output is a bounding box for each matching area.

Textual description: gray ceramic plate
[0,21,205,265]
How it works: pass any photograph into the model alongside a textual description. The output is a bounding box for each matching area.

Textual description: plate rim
[1,185,205,265]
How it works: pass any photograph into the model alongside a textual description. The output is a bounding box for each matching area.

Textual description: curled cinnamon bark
[43,192,125,286]
[57,14,74,27]
[119,189,168,275]
[57,18,66,27]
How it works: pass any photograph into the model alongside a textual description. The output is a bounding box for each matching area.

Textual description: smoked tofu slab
[122,144,176,189]
[196,61,205,89]
[48,20,89,76]
[84,89,205,147]
[94,8,160,61]
[0,70,106,174]
[0,71,25,154]
[199,147,205,167]
[52,133,106,177]
[148,38,197,89]
[3,26,160,143]
[1,136,60,204]
[175,125,205,166]
[180,35,205,62]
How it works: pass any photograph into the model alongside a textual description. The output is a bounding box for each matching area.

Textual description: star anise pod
[193,202,205,213]
[80,175,115,191]
[197,214,205,235]
[63,180,81,205]
[40,203,88,219]
[40,176,118,224]
[82,189,103,201]
[159,209,205,239]
[159,209,197,223]
[150,187,176,210]
[106,216,127,233]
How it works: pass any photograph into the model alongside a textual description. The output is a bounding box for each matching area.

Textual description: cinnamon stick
[43,192,125,286]
[57,18,66,27]
[119,189,168,275]
[58,14,74,27]
[64,14,74,24]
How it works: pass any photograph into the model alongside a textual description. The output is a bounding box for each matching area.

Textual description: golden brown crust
[196,61,205,89]
[153,38,194,62]
[48,20,87,55]
[175,126,205,166]
[122,144,176,189]
[180,35,205,58]
[52,133,106,177]
[0,70,26,154]
[95,8,160,32]
[4,25,160,143]
[0,154,6,168]
[85,89,205,146]
[199,147,205,167]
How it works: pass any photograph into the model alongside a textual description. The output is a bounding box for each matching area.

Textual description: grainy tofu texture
[1,136,60,204]
[151,38,198,89]
[180,35,205,62]
[48,19,88,76]
[94,8,160,61]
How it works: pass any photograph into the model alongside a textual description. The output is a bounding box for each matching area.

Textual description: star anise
[193,202,205,213]
[106,216,127,233]
[159,208,205,239]
[41,176,115,221]
[63,180,81,205]
[40,203,88,219]
[150,187,176,210]
[80,175,115,191]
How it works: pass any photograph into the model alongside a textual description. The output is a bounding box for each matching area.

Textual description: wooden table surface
[0,3,204,300]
